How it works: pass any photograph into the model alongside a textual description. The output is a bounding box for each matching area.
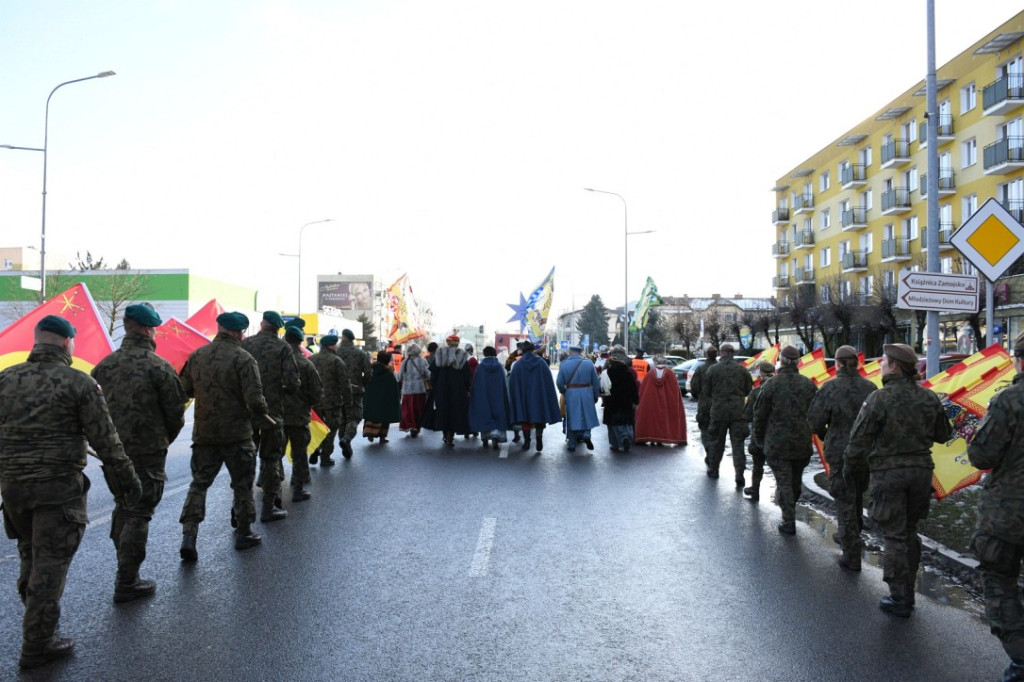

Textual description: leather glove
[122,471,143,506]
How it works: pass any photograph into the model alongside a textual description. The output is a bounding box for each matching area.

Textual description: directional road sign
[950,197,1024,282]
[896,269,979,312]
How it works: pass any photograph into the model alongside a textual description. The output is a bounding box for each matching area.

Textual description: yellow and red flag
[859,356,884,387]
[0,283,114,374]
[284,409,331,462]
[797,348,835,387]
[154,317,210,373]
[385,274,426,345]
[185,299,225,339]
[743,344,780,388]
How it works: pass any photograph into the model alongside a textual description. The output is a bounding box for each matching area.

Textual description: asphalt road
[0,395,1009,681]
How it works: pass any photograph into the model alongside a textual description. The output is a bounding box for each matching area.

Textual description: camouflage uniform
[807,366,876,561]
[337,338,372,455]
[689,358,717,453]
[968,372,1024,667]
[242,329,300,504]
[0,344,140,658]
[742,382,767,496]
[283,343,323,489]
[752,364,817,528]
[704,357,753,482]
[91,332,186,585]
[309,346,353,462]
[845,373,951,604]
[178,332,269,538]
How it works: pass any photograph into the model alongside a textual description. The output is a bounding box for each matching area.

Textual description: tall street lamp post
[585,188,653,355]
[296,219,333,315]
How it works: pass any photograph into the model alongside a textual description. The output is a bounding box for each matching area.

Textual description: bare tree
[786,286,819,352]
[90,270,156,336]
[702,308,724,349]
[666,312,700,357]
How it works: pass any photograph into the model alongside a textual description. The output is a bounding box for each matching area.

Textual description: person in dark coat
[508,340,561,452]
[603,346,640,452]
[362,351,402,444]
[420,335,472,446]
[468,347,511,450]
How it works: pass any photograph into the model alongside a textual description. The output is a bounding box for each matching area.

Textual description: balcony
[793,194,814,215]
[880,138,911,169]
[983,74,1024,116]
[1003,200,1024,224]
[845,293,872,306]
[794,230,815,250]
[772,275,790,290]
[922,226,954,251]
[840,207,868,232]
[772,241,790,258]
[840,164,867,189]
[983,137,1024,174]
[881,238,912,262]
[772,208,790,225]
[794,268,815,285]
[920,172,956,197]
[881,188,912,215]
[841,251,869,273]
[919,115,955,147]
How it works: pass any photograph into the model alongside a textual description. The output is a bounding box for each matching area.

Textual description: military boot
[179,533,198,562]
[19,637,75,669]
[735,471,745,490]
[234,524,262,550]
[743,485,759,502]
[536,430,544,452]
[879,595,913,617]
[292,484,311,502]
[521,433,531,450]
[341,440,354,459]
[260,496,288,522]
[309,450,319,465]
[837,552,862,572]
[114,568,156,603]
[777,522,796,535]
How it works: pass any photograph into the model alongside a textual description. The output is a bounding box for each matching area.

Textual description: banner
[0,283,114,373]
[384,274,425,345]
[742,344,780,388]
[506,267,555,343]
[185,299,225,339]
[797,348,835,387]
[153,317,211,373]
[629,276,664,332]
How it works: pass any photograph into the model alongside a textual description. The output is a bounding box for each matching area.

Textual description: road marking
[467,516,497,577]
[498,443,508,458]
[85,480,193,531]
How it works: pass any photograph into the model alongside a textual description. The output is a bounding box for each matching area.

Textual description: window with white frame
[820,208,831,230]
[961,138,977,169]
[904,167,918,192]
[803,181,813,198]
[860,275,873,297]
[804,254,813,271]
[861,189,872,211]
[941,257,953,274]
[820,171,830,193]
[820,284,831,303]
[860,146,872,168]
[961,82,976,113]
[962,194,978,223]
[902,119,917,143]
[839,240,851,257]
[884,269,896,291]
[838,160,849,179]
[803,217,812,233]
[860,232,873,254]
[883,223,895,240]
[840,279,852,299]
[820,246,831,267]
[905,215,919,240]
[962,259,977,276]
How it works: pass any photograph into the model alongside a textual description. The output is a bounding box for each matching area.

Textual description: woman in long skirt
[397,343,430,437]
[363,351,401,444]
[603,346,639,452]
[634,355,688,446]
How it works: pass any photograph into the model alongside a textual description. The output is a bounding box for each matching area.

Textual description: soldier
[845,343,951,617]
[690,346,718,461]
[753,345,817,535]
[336,328,372,458]
[241,311,299,522]
[282,326,323,501]
[309,334,353,466]
[968,331,1024,681]
[704,343,753,484]
[91,303,187,602]
[0,315,141,669]
[807,345,877,571]
[741,361,776,501]
[178,311,272,560]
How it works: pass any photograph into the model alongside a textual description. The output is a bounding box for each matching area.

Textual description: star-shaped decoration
[59,289,85,316]
[506,292,529,330]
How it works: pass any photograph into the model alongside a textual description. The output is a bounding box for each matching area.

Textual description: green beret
[757,361,776,375]
[320,334,339,347]
[36,314,76,338]
[124,303,162,327]
[289,317,306,330]
[216,311,249,331]
[883,343,918,366]
[780,345,801,360]
[341,328,355,341]
[835,345,858,361]
[262,311,285,328]
[284,326,304,343]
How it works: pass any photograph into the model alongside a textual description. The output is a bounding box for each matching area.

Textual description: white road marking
[498,443,508,458]
[467,516,497,577]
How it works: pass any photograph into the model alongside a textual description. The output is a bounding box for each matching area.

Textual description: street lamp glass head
[97,71,116,78]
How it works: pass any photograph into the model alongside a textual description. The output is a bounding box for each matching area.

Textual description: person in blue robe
[508,341,562,453]
[556,345,601,451]
[468,347,511,450]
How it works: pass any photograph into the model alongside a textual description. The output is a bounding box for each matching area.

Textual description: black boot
[292,484,311,502]
[535,429,544,452]
[114,570,156,603]
[309,450,319,465]
[19,637,75,670]
[879,596,912,617]
[179,533,198,562]
[743,485,759,501]
[341,440,354,459]
[260,496,288,522]
[521,433,531,450]
[234,524,262,550]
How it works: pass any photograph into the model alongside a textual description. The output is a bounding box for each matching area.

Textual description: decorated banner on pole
[629,276,663,332]
[506,267,555,343]
[385,274,425,345]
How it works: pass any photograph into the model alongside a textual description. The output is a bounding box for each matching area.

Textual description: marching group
[2,305,1024,680]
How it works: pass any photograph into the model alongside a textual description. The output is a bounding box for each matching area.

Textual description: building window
[861,232,873,254]
[821,285,831,303]
[820,208,831,230]
[903,119,917,143]
[861,189,873,211]
[820,171,830,192]
[941,257,953,274]
[905,215,919,240]
[962,138,977,168]
[860,145,872,168]
[803,217,812,233]
[961,82,976,113]
[962,194,978,223]
[905,167,918,193]
[820,246,831,267]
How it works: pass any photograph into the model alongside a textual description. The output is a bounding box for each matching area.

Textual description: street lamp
[295,219,333,315]
[37,71,117,301]
[584,188,654,355]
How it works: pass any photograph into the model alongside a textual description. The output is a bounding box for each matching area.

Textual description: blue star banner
[506,267,555,342]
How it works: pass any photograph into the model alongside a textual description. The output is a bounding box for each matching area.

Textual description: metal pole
[584,188,628,353]
[40,72,115,302]
[986,278,995,349]
[296,218,333,316]
[925,0,940,377]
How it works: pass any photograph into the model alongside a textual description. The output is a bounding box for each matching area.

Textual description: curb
[800,469,980,579]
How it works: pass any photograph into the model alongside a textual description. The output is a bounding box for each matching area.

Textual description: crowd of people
[2,307,1024,679]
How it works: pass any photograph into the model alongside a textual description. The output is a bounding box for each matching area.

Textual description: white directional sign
[949,197,1024,282]
[896,270,979,312]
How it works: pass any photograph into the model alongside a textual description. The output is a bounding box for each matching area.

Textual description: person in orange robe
[634,354,688,446]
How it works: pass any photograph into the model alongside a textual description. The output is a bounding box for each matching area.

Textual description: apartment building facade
[771,10,1024,346]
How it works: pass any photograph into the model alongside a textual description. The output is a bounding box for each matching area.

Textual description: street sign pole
[925,0,940,377]
[987,277,995,348]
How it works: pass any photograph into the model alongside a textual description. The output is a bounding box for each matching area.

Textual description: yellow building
[771,10,1024,346]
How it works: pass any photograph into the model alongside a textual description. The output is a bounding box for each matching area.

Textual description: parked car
[674,359,702,396]
[916,353,970,378]
[645,355,687,369]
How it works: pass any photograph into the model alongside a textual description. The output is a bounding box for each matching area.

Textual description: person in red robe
[634,354,688,446]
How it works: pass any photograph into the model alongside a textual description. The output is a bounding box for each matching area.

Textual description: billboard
[318,279,373,311]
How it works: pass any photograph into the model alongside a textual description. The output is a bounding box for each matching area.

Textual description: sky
[2,0,1023,336]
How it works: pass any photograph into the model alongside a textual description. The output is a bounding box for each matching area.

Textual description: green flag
[629,276,663,331]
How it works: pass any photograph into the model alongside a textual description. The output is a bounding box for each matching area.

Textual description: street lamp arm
[584,187,631,353]
[1,144,44,152]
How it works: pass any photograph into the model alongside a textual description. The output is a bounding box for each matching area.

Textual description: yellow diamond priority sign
[950,198,1024,281]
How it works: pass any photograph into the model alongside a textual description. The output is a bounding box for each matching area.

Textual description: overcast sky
[2,1,1022,335]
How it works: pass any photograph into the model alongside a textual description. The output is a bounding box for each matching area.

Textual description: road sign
[896,270,979,312]
[20,275,41,292]
[949,197,1024,282]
